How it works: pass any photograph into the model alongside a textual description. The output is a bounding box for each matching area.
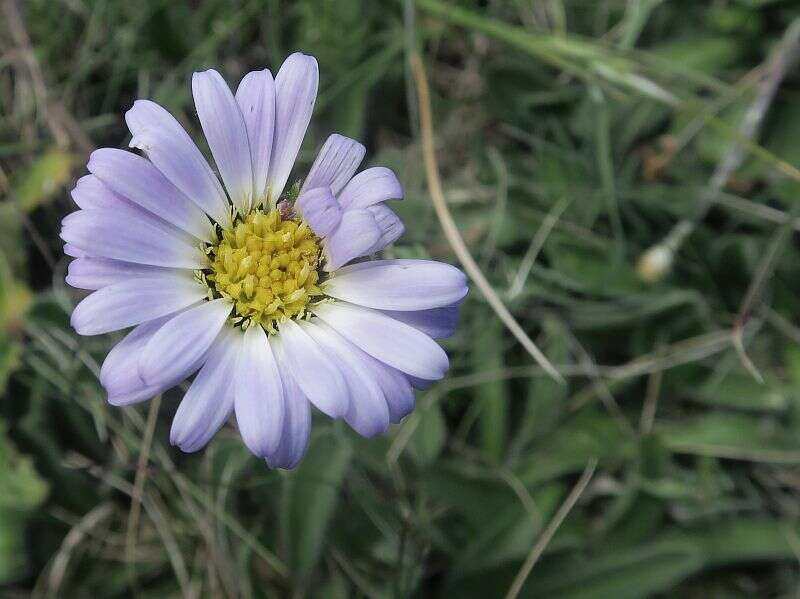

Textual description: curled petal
[295,186,341,237]
[301,134,365,196]
[338,167,403,210]
[366,204,405,253]
[323,209,381,272]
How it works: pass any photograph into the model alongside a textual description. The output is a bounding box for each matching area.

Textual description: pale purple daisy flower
[61,52,467,468]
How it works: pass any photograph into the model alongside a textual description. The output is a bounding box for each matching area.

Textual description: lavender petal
[169,327,239,453]
[193,69,253,213]
[267,338,312,469]
[71,175,129,211]
[236,69,276,203]
[365,204,405,253]
[379,305,460,339]
[66,257,172,290]
[125,99,230,226]
[235,325,285,457]
[301,134,365,196]
[295,186,341,238]
[88,149,213,242]
[139,298,232,387]
[60,207,206,269]
[323,259,467,311]
[338,167,403,210]
[312,301,449,381]
[277,318,349,418]
[305,321,390,437]
[70,273,206,336]
[322,209,381,272]
[267,53,318,203]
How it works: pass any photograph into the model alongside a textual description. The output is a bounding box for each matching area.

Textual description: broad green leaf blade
[660,413,800,463]
[281,430,353,583]
[409,401,446,466]
[12,149,74,212]
[0,425,48,583]
[474,319,507,461]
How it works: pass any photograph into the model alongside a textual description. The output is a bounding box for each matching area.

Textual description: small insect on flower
[61,53,468,468]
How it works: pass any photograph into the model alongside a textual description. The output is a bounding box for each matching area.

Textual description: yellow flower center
[203,208,323,332]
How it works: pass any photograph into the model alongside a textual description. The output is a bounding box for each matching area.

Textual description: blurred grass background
[3,0,800,596]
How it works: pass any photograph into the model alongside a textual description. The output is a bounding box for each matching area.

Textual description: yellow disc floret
[204,208,323,333]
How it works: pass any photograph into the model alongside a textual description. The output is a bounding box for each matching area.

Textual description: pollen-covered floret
[205,209,323,331]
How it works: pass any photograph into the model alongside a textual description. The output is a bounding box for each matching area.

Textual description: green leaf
[689,368,788,412]
[473,319,507,461]
[0,249,27,421]
[509,318,571,460]
[659,413,800,463]
[450,482,564,577]
[764,99,800,176]
[421,461,519,529]
[281,430,352,583]
[515,408,635,486]
[650,36,743,74]
[0,248,31,335]
[672,517,800,565]
[527,543,703,599]
[0,424,48,583]
[11,149,74,212]
[409,401,446,465]
[447,516,800,599]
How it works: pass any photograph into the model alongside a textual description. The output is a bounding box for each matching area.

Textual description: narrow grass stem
[505,459,598,599]
[640,18,800,278]
[410,51,563,383]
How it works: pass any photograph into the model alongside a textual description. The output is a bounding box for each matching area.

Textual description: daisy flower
[61,53,468,468]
